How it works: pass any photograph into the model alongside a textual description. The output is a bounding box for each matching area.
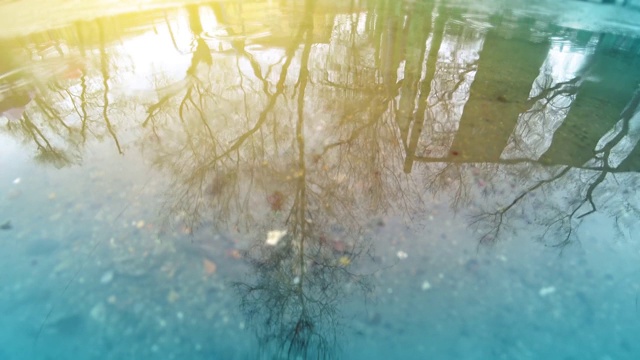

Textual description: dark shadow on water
[45,313,85,336]
[24,238,61,256]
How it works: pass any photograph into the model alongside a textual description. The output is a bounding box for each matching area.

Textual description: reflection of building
[449,25,549,164]
[2,0,639,174]
[538,34,640,169]
[395,9,640,173]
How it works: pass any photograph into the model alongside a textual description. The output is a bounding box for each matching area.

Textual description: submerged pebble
[90,302,107,323]
[0,220,11,230]
[100,270,114,284]
[539,286,556,297]
[421,281,432,291]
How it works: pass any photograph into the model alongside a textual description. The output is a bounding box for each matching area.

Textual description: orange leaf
[203,258,217,275]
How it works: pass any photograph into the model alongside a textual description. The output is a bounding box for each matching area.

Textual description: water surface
[1,0,640,359]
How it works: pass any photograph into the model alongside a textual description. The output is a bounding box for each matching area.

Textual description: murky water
[1,0,640,359]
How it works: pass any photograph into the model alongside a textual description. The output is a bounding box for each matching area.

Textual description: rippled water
[1,0,640,359]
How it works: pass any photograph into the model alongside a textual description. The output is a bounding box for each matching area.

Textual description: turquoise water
[1,0,640,359]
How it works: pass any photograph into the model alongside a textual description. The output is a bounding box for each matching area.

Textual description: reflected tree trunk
[450,21,549,162]
[395,0,434,144]
[540,33,640,166]
[404,3,445,173]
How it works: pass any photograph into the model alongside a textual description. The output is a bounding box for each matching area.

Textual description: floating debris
[421,281,432,291]
[167,289,180,304]
[267,191,285,211]
[203,258,217,276]
[226,248,242,259]
[396,250,408,259]
[331,239,347,253]
[100,270,114,284]
[266,230,287,246]
[90,303,107,323]
[12,177,20,184]
[539,286,556,297]
[338,256,351,267]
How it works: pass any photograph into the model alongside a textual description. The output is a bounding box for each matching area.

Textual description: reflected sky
[1,1,640,359]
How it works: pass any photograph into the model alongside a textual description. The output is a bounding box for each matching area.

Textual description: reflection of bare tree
[383,17,640,248]
[471,166,571,245]
[389,2,483,210]
[143,6,214,129]
[145,0,640,256]
[506,64,585,158]
[143,2,309,231]
[1,55,82,167]
[2,0,636,260]
[141,1,401,357]
[471,86,640,247]
[147,0,433,234]
[237,223,371,359]
[97,18,123,154]
[236,84,372,355]
[230,2,372,358]
[0,17,127,165]
[5,111,75,167]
